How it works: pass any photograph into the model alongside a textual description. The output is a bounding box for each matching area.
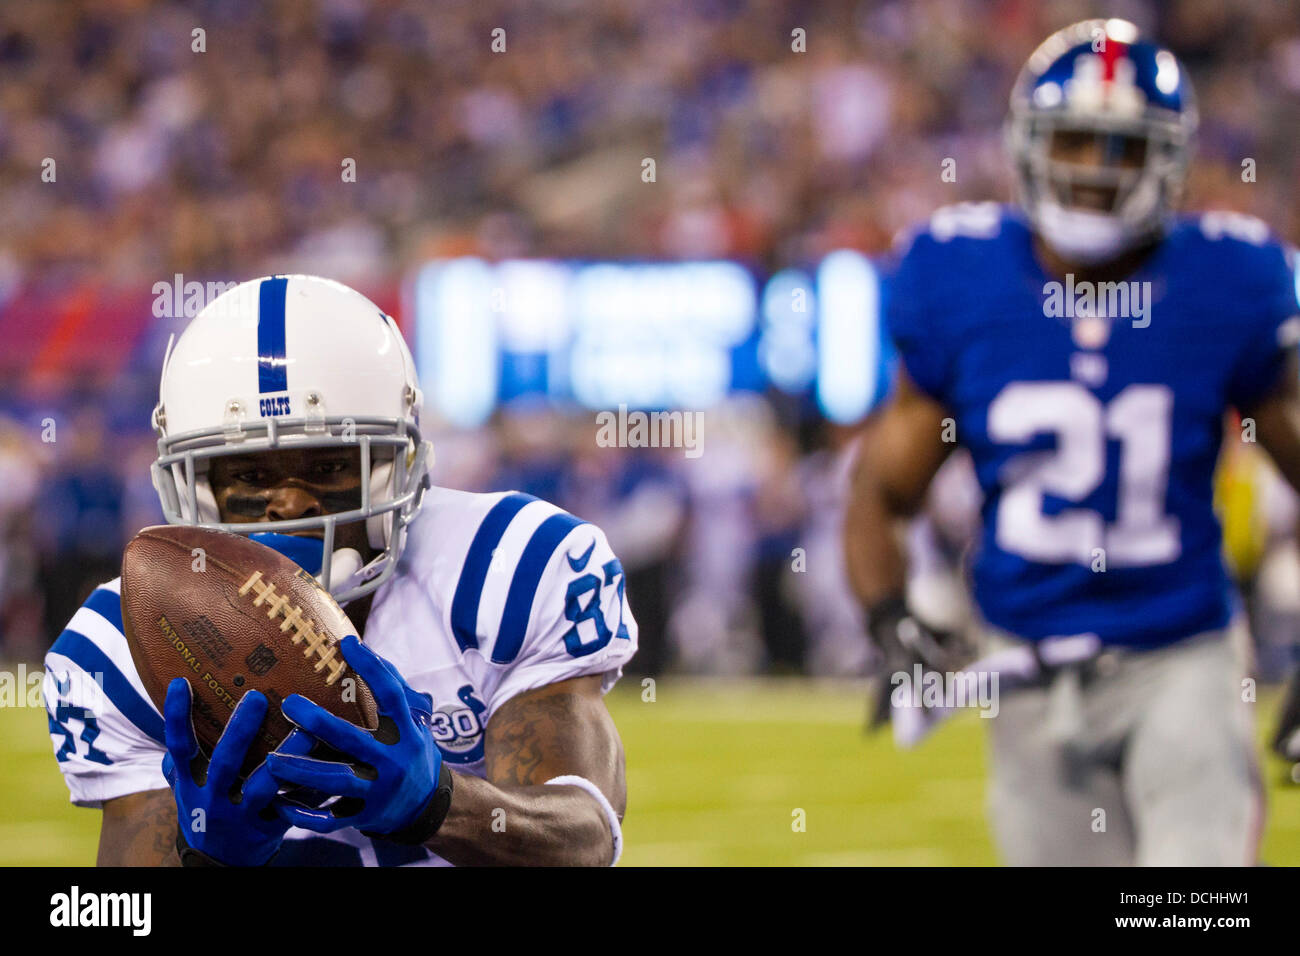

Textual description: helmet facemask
[152,409,430,605]
[1008,109,1192,264]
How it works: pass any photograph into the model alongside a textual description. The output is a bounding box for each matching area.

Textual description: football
[120,525,379,774]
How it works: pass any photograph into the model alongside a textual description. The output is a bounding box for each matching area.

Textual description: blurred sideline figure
[1217,421,1300,780]
[0,416,44,660]
[846,20,1300,865]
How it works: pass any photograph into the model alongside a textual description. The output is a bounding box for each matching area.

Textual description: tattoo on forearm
[485,691,581,787]
[148,797,177,859]
[430,678,627,864]
[99,789,177,866]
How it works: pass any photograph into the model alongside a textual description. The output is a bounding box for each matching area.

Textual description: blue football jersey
[886,202,1300,649]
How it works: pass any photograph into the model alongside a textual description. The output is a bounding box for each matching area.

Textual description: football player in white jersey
[43,275,637,867]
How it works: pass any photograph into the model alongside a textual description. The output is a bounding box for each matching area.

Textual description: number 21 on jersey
[987,382,1180,567]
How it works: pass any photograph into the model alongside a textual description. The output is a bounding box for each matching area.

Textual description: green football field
[3,678,1297,866]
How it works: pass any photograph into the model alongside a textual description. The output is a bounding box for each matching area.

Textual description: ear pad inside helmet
[366,458,396,550]
[168,460,222,523]
[194,476,220,524]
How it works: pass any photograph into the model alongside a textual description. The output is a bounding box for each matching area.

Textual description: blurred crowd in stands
[3,0,1300,673]
[5,0,1300,285]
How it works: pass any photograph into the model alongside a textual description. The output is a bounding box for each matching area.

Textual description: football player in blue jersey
[44,275,637,866]
[846,19,1300,865]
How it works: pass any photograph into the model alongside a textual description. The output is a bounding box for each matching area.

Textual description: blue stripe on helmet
[257,276,289,394]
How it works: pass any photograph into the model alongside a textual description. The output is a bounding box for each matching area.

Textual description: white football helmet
[151,275,432,604]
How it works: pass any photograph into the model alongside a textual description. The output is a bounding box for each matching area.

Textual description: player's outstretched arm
[98,788,180,866]
[844,367,954,608]
[430,674,626,867]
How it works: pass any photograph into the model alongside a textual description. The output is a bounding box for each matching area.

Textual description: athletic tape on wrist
[544,774,623,866]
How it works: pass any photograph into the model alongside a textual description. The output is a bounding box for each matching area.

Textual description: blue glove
[162,678,313,866]
[266,635,450,843]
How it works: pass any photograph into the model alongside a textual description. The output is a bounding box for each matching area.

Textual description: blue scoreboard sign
[410,253,888,428]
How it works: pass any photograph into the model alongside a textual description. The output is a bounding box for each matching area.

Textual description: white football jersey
[43,487,638,867]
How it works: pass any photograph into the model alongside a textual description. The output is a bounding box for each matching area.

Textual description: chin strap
[326,547,365,590]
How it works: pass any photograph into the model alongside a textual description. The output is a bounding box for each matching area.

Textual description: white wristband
[544,774,623,866]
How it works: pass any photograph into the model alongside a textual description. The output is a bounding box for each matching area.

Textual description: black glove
[1272,666,1300,784]
[864,594,973,731]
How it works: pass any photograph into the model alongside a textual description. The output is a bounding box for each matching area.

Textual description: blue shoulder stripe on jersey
[84,586,123,634]
[47,630,165,744]
[257,276,289,394]
[450,493,538,652]
[492,512,586,664]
